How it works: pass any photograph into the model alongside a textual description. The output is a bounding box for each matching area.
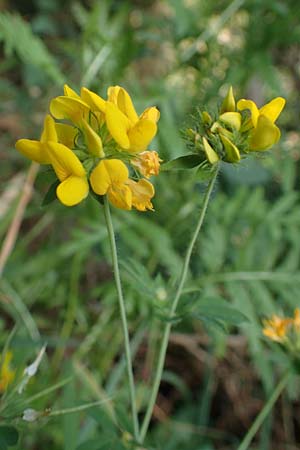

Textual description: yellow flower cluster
[15,85,161,210]
[0,351,15,393]
[263,308,300,345]
[200,86,285,165]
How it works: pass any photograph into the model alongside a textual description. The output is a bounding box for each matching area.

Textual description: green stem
[103,197,139,440]
[139,166,219,442]
[237,370,290,450]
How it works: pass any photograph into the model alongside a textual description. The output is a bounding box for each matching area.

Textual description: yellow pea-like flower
[237,96,285,151]
[105,86,159,153]
[46,142,89,206]
[90,159,132,210]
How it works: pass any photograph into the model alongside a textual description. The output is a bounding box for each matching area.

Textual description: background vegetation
[1,0,300,449]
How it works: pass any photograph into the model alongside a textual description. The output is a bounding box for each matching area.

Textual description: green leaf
[41,180,59,206]
[0,426,19,449]
[161,154,205,171]
[190,296,248,326]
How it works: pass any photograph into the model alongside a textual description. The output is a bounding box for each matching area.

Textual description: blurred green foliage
[1,0,300,449]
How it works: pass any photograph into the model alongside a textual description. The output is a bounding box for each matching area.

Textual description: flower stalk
[139,164,220,442]
[103,196,139,440]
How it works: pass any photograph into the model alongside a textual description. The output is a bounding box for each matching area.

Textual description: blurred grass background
[1,0,300,449]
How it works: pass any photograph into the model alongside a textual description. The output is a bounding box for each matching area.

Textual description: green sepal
[161,154,206,171]
[41,179,60,206]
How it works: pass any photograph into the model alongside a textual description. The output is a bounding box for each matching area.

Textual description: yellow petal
[80,87,106,113]
[126,179,154,211]
[105,102,131,149]
[221,86,236,113]
[47,142,86,181]
[259,97,285,124]
[81,119,104,157]
[64,84,81,99]
[90,159,129,195]
[15,139,50,164]
[202,137,219,164]
[250,115,280,151]
[128,119,157,153]
[237,99,259,127]
[219,112,242,130]
[57,175,89,206]
[140,106,160,123]
[40,115,58,142]
[55,123,77,148]
[107,85,121,104]
[50,96,89,124]
[117,87,139,124]
[220,134,241,163]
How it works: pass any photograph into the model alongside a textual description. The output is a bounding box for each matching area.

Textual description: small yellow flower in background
[0,351,15,393]
[262,314,291,343]
[263,308,300,357]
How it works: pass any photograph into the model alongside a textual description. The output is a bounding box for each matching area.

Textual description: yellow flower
[105,86,160,152]
[262,314,291,342]
[90,159,155,211]
[90,159,132,210]
[46,142,89,206]
[237,97,286,151]
[131,151,162,178]
[0,351,15,393]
